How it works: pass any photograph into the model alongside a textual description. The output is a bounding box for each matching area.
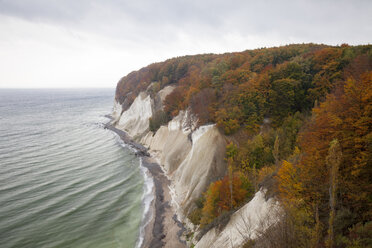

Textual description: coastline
[105,123,186,248]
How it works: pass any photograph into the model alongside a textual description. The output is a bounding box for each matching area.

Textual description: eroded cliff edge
[111,85,279,248]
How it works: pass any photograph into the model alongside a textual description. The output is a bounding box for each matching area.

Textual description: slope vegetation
[115,44,372,247]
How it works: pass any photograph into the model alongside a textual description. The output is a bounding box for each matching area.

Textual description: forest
[116,44,372,247]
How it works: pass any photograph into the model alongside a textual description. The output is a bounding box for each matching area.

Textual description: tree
[276,160,320,247]
[226,142,238,209]
[200,172,253,227]
[201,180,222,226]
[273,135,280,166]
[326,139,342,248]
[267,78,299,124]
[297,72,372,244]
[190,88,216,124]
[215,108,241,135]
[164,87,185,116]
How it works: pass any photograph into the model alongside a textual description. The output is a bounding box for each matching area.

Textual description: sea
[0,89,149,248]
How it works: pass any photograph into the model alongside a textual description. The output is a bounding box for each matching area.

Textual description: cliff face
[112,87,278,248]
[112,88,228,219]
[195,189,279,248]
[117,92,153,138]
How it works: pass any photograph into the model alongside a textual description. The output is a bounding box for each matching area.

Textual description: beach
[105,124,186,248]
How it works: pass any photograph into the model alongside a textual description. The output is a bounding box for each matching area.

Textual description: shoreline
[105,123,186,248]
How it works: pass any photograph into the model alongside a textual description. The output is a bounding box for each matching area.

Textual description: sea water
[0,89,145,248]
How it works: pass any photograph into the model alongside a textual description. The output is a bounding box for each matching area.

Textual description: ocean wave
[136,157,155,248]
[108,127,155,248]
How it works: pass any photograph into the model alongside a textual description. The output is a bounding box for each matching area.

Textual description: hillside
[114,44,372,247]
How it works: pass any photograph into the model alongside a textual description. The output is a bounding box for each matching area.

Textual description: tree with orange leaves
[200,172,253,227]
[297,72,372,237]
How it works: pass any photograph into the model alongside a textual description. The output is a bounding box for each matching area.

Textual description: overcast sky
[0,0,371,88]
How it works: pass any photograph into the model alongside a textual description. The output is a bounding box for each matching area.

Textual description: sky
[0,0,371,88]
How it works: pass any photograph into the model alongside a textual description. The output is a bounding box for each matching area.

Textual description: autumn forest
[116,44,372,247]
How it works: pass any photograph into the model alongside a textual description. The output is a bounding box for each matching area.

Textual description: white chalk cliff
[195,189,280,248]
[117,92,153,138]
[113,87,227,216]
[113,87,279,247]
[112,99,123,123]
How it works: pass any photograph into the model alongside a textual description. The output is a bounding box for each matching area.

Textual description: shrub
[337,222,372,248]
[188,208,203,225]
[149,110,169,132]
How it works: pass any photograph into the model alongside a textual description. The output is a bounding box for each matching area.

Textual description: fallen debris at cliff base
[104,123,150,157]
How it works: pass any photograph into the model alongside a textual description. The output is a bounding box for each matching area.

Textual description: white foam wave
[110,128,154,248]
[135,157,155,248]
[113,134,138,154]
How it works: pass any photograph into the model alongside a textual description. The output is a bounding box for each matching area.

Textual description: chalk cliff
[195,189,279,248]
[113,87,228,217]
[112,87,278,247]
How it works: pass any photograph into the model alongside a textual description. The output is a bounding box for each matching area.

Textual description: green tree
[268,78,299,124]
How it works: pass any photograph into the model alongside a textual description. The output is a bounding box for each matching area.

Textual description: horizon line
[0,87,116,89]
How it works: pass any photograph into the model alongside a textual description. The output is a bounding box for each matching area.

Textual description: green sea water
[0,89,145,248]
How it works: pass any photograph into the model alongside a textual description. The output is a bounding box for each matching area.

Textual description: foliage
[277,160,303,202]
[215,108,241,135]
[298,72,372,224]
[164,86,185,117]
[188,208,203,226]
[268,78,298,123]
[200,172,253,227]
[188,196,205,225]
[337,222,372,248]
[117,44,371,130]
[276,72,372,246]
[200,180,222,226]
[114,44,372,246]
[326,139,342,248]
[149,110,169,132]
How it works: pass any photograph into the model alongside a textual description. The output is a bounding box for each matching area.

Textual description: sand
[105,123,186,248]
[141,157,187,248]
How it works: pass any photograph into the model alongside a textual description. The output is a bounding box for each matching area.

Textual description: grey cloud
[0,0,371,88]
[0,0,91,23]
[0,0,371,46]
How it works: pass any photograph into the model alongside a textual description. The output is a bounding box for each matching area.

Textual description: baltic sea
[0,89,144,248]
